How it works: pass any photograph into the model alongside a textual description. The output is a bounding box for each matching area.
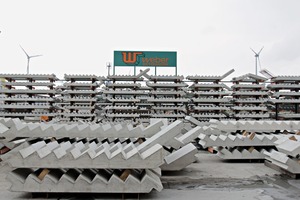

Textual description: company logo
[117,51,174,66]
[122,52,144,65]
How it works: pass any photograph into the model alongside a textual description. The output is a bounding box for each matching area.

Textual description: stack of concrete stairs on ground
[55,74,103,123]
[231,73,270,119]
[198,119,300,160]
[0,74,58,121]
[187,69,234,121]
[0,118,200,193]
[264,135,300,176]
[0,118,27,157]
[267,75,300,120]
[145,74,188,121]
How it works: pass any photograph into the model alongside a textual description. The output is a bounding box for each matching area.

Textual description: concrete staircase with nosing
[1,118,200,193]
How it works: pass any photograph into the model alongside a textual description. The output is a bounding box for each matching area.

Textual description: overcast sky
[1,0,300,80]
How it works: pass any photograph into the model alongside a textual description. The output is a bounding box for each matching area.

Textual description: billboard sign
[114,51,177,67]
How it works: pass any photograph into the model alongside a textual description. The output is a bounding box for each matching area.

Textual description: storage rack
[101,70,150,123]
[267,76,300,120]
[0,74,58,121]
[186,69,234,121]
[145,74,188,121]
[56,74,101,122]
[231,73,270,119]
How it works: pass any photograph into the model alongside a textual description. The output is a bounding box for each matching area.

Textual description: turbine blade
[19,45,29,58]
[30,55,43,58]
[250,47,257,55]
[258,46,264,54]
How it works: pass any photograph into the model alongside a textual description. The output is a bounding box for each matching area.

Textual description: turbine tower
[20,45,42,74]
[106,62,111,76]
[250,46,264,75]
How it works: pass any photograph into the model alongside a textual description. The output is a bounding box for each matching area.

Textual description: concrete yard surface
[1,152,300,200]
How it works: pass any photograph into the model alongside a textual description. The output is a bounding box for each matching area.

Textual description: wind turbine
[250,46,264,75]
[20,45,42,74]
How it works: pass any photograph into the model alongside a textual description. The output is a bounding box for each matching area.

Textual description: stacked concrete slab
[0,74,58,121]
[7,168,162,193]
[100,69,152,123]
[0,117,166,140]
[231,73,270,119]
[145,120,199,171]
[1,118,201,193]
[264,135,300,175]
[198,120,300,159]
[0,119,164,193]
[187,69,234,121]
[0,120,11,156]
[2,72,300,123]
[0,118,30,158]
[55,74,102,122]
[100,69,191,123]
[268,76,300,120]
[209,120,300,133]
[145,73,188,121]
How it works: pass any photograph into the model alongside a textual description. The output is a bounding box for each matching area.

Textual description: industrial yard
[2,0,300,199]
[0,70,300,199]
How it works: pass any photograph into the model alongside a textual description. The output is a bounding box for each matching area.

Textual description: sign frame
[113,51,177,75]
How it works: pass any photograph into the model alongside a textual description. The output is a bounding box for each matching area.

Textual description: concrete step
[264,150,300,174]
[7,168,163,193]
[198,133,290,148]
[217,146,276,160]
[210,120,300,132]
[0,118,165,140]
[161,143,197,171]
[5,140,164,169]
